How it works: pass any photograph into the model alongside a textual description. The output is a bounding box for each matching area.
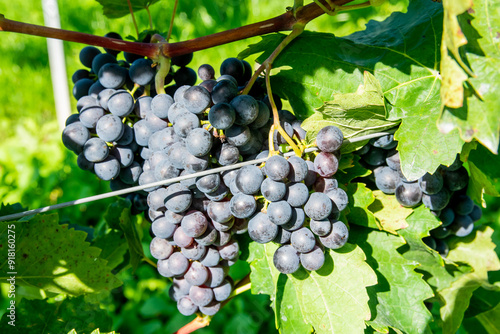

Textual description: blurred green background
[1,0,499,333]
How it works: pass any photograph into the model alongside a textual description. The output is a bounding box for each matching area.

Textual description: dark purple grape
[314,152,339,178]
[248,212,278,243]
[264,155,290,181]
[181,210,208,238]
[230,193,257,218]
[267,201,292,225]
[281,207,305,231]
[150,237,174,260]
[273,245,300,274]
[185,261,209,286]
[469,205,482,222]
[189,285,214,307]
[300,245,325,271]
[443,167,469,191]
[316,126,343,152]
[418,172,444,195]
[452,194,474,215]
[362,147,387,166]
[169,252,190,276]
[284,183,309,207]
[177,296,198,316]
[422,188,450,211]
[450,214,474,237]
[319,220,349,249]
[291,227,316,253]
[304,192,332,220]
[374,166,401,195]
[235,165,264,195]
[173,226,194,248]
[310,218,332,236]
[395,182,423,208]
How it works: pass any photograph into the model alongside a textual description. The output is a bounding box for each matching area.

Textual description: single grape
[150,237,174,260]
[173,112,200,138]
[216,143,240,166]
[291,227,316,253]
[199,302,221,316]
[273,245,300,274]
[281,207,305,231]
[173,226,194,248]
[452,194,474,216]
[287,156,309,182]
[174,67,197,86]
[207,201,233,223]
[186,128,213,157]
[443,167,469,191]
[230,193,257,219]
[395,182,423,208]
[83,137,109,162]
[181,211,208,238]
[218,238,239,260]
[304,192,332,220]
[77,153,94,171]
[235,165,264,195]
[147,187,168,211]
[98,63,127,89]
[300,245,325,271]
[177,296,199,316]
[205,265,226,288]
[152,216,177,239]
[200,247,221,267]
[370,134,397,149]
[151,94,174,119]
[129,58,155,86]
[79,105,105,129]
[273,228,292,244]
[230,94,259,126]
[212,80,238,104]
[225,125,252,147]
[385,149,401,171]
[169,277,192,301]
[260,178,286,202]
[264,155,290,181]
[73,78,94,100]
[119,161,142,184]
[195,223,219,246]
[107,90,134,117]
[169,252,190,276]
[248,212,278,243]
[362,147,387,166]
[316,126,343,152]
[430,225,451,239]
[450,215,474,237]
[172,52,194,66]
[374,166,401,195]
[324,187,349,212]
[79,46,101,68]
[183,85,211,114]
[418,172,444,195]
[185,261,209,286]
[110,145,134,167]
[314,152,339,178]
[469,205,482,222]
[284,183,309,207]
[182,243,207,261]
[310,218,332,236]
[165,183,192,213]
[249,101,270,129]
[96,114,124,142]
[267,201,293,225]
[422,188,450,211]
[319,220,349,249]
[213,279,232,302]
[94,156,120,181]
[198,64,215,80]
[196,173,221,193]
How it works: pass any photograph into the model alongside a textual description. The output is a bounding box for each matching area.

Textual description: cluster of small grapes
[61,32,198,214]
[231,126,350,275]
[359,135,482,257]
[62,37,354,316]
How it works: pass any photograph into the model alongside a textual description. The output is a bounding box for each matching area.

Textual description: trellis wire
[0,130,395,222]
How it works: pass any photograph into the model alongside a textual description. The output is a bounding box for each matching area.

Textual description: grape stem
[166,0,179,43]
[0,0,356,58]
[126,0,140,39]
[173,315,211,334]
[151,34,171,95]
[142,256,157,268]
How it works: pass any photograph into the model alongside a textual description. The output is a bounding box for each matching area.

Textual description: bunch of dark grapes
[63,39,352,316]
[358,135,482,257]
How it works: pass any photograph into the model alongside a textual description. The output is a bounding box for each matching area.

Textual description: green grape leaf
[288,245,377,333]
[0,296,112,333]
[336,154,371,186]
[247,242,312,333]
[0,202,26,217]
[465,285,500,318]
[248,241,377,333]
[95,0,160,19]
[467,160,500,205]
[438,0,500,153]
[398,206,469,293]
[350,226,433,334]
[118,207,144,273]
[346,183,379,230]
[369,190,412,234]
[92,230,128,270]
[241,0,464,181]
[104,197,131,230]
[439,0,474,108]
[0,213,122,296]
[301,72,399,143]
[439,226,500,334]
[473,302,500,333]
[466,144,500,203]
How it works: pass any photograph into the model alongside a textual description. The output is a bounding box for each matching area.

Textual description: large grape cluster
[62,38,352,316]
[359,135,482,257]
